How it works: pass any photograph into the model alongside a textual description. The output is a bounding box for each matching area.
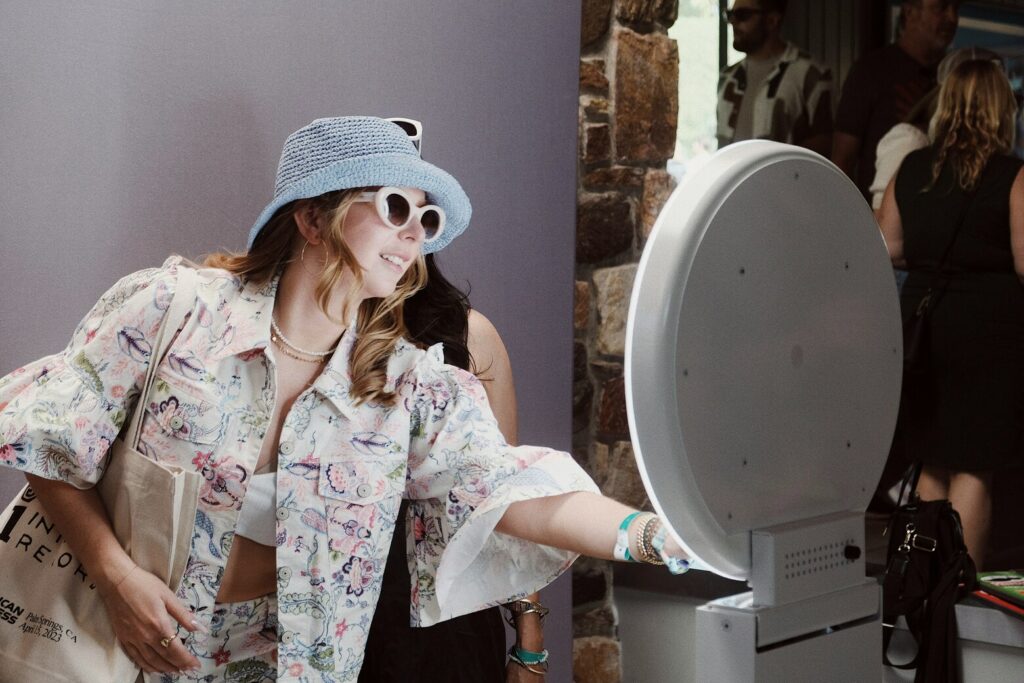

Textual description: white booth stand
[623,142,902,682]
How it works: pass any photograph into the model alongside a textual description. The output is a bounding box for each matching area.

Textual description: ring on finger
[159,634,177,648]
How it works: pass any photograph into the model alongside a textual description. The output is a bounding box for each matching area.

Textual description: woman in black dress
[879,58,1024,569]
[360,254,546,682]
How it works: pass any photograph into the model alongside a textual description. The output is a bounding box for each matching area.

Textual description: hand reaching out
[652,523,691,575]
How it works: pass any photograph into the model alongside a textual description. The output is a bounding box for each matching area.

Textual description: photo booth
[626,141,902,681]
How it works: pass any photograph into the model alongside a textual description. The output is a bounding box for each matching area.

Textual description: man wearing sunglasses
[717,0,833,157]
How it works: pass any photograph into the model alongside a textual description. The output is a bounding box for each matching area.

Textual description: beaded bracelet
[613,511,641,562]
[636,514,665,566]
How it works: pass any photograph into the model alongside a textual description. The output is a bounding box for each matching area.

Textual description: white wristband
[614,512,641,562]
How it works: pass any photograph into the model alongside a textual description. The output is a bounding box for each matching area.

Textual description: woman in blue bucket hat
[0,116,690,681]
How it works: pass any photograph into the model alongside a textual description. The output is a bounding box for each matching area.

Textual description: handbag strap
[918,555,970,683]
[916,188,978,310]
[883,463,923,554]
[895,463,922,510]
[124,264,198,450]
[882,580,925,669]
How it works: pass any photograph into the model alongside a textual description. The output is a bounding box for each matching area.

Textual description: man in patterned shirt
[717,0,833,157]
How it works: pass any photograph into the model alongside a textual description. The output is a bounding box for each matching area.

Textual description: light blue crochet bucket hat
[246,116,471,254]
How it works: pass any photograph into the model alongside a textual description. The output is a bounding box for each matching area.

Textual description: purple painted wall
[0,2,580,679]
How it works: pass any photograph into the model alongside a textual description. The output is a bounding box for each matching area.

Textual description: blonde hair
[205,189,427,406]
[929,59,1018,191]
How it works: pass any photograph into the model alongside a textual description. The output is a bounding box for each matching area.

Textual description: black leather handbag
[882,467,977,683]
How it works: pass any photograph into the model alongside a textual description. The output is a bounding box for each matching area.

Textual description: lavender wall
[0,2,580,679]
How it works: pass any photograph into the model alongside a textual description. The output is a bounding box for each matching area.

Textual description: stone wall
[573,1,680,680]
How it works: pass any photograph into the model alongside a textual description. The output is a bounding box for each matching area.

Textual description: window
[668,0,742,180]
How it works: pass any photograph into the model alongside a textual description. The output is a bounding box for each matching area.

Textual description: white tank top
[235,472,276,546]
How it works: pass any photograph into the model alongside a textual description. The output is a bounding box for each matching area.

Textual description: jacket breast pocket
[317,430,406,504]
[317,436,406,563]
[139,373,227,466]
[319,457,394,505]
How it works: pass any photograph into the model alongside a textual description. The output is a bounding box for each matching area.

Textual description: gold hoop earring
[299,240,324,278]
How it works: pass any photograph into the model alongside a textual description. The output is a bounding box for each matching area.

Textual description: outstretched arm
[469,315,686,564]
[496,491,684,562]
[470,310,686,560]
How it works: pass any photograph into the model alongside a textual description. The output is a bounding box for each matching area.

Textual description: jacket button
[279,441,294,455]
[356,483,371,498]
[276,506,289,521]
[169,416,185,430]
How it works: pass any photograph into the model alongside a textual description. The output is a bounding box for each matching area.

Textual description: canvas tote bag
[0,267,201,682]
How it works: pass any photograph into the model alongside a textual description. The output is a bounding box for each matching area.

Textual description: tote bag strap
[123,264,198,450]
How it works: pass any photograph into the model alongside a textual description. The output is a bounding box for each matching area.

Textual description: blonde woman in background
[870,47,1004,216]
[879,60,1024,569]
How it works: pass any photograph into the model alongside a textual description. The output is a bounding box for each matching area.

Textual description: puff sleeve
[403,347,599,626]
[0,260,182,488]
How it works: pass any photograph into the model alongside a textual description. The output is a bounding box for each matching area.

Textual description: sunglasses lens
[725,8,756,21]
[420,209,442,240]
[384,191,411,227]
[392,120,419,137]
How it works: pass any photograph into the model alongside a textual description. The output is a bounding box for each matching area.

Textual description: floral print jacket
[0,257,599,681]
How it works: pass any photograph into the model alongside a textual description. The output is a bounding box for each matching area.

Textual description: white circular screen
[625,142,902,579]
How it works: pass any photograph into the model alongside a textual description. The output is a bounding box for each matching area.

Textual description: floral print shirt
[0,257,599,681]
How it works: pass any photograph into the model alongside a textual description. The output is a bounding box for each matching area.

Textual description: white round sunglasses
[354,186,445,243]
